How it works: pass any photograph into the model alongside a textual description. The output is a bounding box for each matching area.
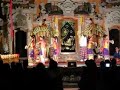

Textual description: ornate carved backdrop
[58,18,79,61]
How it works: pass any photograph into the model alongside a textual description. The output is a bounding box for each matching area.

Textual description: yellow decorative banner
[55,16,58,24]
[79,16,83,24]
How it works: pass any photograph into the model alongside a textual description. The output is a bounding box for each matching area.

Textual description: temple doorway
[15,30,27,57]
[109,29,120,55]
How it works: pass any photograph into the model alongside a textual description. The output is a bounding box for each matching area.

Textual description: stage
[44,59,120,67]
[19,57,120,68]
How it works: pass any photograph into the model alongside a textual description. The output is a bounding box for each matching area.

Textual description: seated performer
[25,34,36,63]
[113,47,120,61]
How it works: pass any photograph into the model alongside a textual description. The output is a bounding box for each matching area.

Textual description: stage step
[64,88,79,90]
[63,82,78,88]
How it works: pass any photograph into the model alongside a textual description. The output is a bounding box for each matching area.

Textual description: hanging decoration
[53,16,59,36]
[79,16,83,24]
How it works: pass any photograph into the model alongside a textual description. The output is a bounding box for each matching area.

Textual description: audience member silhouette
[48,56,63,90]
[0,57,120,90]
[32,62,50,90]
[78,60,97,90]
[109,58,120,90]
[94,55,98,62]
[111,58,117,68]
[97,60,106,90]
[22,60,28,70]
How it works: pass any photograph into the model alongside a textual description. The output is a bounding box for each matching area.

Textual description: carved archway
[15,30,27,57]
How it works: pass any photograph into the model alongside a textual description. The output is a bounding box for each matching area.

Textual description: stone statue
[57,0,78,16]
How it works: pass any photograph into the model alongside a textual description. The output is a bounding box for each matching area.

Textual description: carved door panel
[109,29,120,55]
[15,31,27,57]
[58,18,79,61]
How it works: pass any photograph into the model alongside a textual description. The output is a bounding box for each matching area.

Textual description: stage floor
[45,60,120,67]
[27,59,120,68]
[19,57,120,67]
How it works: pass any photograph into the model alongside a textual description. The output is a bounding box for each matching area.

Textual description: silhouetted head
[94,55,98,60]
[111,58,116,67]
[85,59,97,68]
[49,58,58,69]
[36,63,45,70]
[23,60,28,69]
[100,61,105,68]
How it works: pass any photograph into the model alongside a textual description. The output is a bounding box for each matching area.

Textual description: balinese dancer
[52,36,59,62]
[38,36,46,64]
[25,34,36,64]
[79,35,87,61]
[87,36,94,60]
[101,35,114,59]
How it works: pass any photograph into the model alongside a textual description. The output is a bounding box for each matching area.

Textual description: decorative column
[9,0,14,53]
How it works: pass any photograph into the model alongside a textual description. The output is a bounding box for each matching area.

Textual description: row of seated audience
[78,58,120,90]
[0,55,120,90]
[0,56,63,90]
